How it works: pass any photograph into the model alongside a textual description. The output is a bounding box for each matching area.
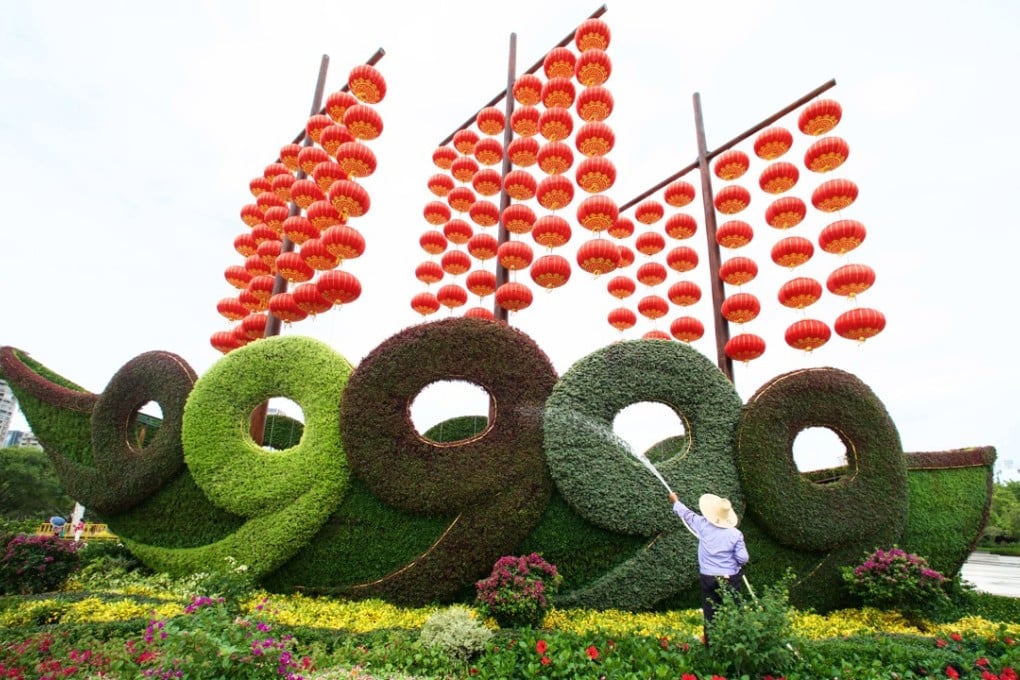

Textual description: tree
[0,447,74,521]
[986,480,1020,543]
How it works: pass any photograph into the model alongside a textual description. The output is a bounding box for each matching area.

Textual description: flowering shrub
[418,604,493,661]
[841,545,951,623]
[0,533,81,594]
[475,553,563,629]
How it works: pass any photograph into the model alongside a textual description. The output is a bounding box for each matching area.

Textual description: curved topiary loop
[79,351,197,514]
[736,367,908,553]
[544,339,744,610]
[339,317,557,603]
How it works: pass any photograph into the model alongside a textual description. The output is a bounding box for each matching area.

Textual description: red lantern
[436,283,468,309]
[263,162,292,179]
[532,215,572,248]
[530,254,572,289]
[441,249,472,275]
[576,195,619,232]
[452,129,479,155]
[759,162,800,194]
[317,270,361,305]
[424,201,452,226]
[635,231,666,256]
[432,146,458,169]
[411,291,441,316]
[241,204,263,227]
[306,200,343,231]
[290,179,325,209]
[765,197,807,229]
[469,200,500,227]
[502,204,537,234]
[299,238,340,270]
[777,277,823,309]
[234,232,258,257]
[771,236,814,268]
[826,263,875,298]
[244,253,273,277]
[447,186,476,213]
[511,106,541,137]
[263,206,290,235]
[617,244,635,268]
[725,333,766,362]
[247,275,275,303]
[217,297,247,321]
[636,261,668,287]
[467,232,499,260]
[504,170,538,201]
[634,200,665,225]
[544,46,577,79]
[322,225,366,261]
[721,292,761,324]
[473,137,503,166]
[249,176,271,197]
[720,257,758,286]
[536,175,575,210]
[575,18,611,51]
[799,99,842,136]
[513,74,543,106]
[537,141,574,175]
[293,282,333,316]
[342,105,383,141]
[785,319,832,352]
[713,150,750,180]
[320,124,354,156]
[714,185,751,214]
[812,179,859,212]
[256,240,281,268]
[419,229,448,255]
[668,280,702,306]
[819,219,867,255]
[476,106,506,135]
[325,90,358,122]
[664,213,697,240]
[753,126,793,160]
[497,240,534,270]
[256,191,286,212]
[450,156,480,183]
[279,143,303,171]
[241,313,268,340]
[336,142,377,178]
[305,114,332,144]
[269,293,308,324]
[348,64,386,103]
[311,159,346,190]
[251,224,279,245]
[576,86,614,122]
[298,146,331,175]
[464,307,494,320]
[495,282,534,312]
[663,182,696,211]
[670,316,705,343]
[574,122,615,157]
[508,137,540,167]
[239,288,268,312]
[608,307,637,331]
[835,307,886,342]
[608,215,635,239]
[577,238,620,275]
[438,218,471,248]
[716,220,754,249]
[415,260,444,284]
[665,246,698,273]
[804,136,850,173]
[542,77,576,109]
[575,49,612,86]
[539,107,574,142]
[643,330,671,341]
[329,180,371,218]
[466,269,498,297]
[272,173,296,202]
[637,295,670,320]
[211,330,242,354]
[275,251,314,283]
[607,275,636,299]
[428,173,455,197]
[575,156,616,193]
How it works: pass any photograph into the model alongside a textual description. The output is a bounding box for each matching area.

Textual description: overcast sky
[2,1,1017,481]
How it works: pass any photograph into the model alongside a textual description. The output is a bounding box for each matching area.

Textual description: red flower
[540,656,551,665]
[946,667,960,679]
[659,636,670,650]
[1006,637,1015,646]
[682,675,698,680]
[981,672,996,680]
[586,645,599,660]
[977,657,989,667]
[535,640,548,655]
[1001,667,1017,680]
[469,668,479,676]
[950,633,963,642]
[936,638,947,648]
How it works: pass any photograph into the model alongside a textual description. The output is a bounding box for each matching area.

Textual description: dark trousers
[699,572,742,645]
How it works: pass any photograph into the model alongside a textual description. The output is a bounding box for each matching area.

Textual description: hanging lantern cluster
[216,63,386,353]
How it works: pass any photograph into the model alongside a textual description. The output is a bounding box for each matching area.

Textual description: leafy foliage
[0,533,81,594]
[475,553,563,629]
[842,546,952,625]
[417,604,493,661]
[0,447,73,520]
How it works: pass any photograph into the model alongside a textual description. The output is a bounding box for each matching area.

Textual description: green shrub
[418,604,493,661]
[475,553,562,629]
[708,571,798,677]
[0,533,81,594]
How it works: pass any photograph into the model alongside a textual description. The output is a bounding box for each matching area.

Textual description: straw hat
[699,493,739,529]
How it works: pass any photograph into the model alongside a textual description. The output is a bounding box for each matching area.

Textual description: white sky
[2,1,1017,481]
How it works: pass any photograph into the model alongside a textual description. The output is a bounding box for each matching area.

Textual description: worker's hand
[668,492,678,503]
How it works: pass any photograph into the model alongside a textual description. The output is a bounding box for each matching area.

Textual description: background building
[0,380,17,447]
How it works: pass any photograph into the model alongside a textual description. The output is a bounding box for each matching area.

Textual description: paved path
[960,552,1020,598]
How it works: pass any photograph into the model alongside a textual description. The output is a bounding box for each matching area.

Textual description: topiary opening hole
[410,379,492,443]
[613,401,689,463]
[131,400,163,449]
[793,426,853,483]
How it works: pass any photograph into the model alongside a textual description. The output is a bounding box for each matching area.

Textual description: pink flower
[535,639,548,655]
[586,645,599,660]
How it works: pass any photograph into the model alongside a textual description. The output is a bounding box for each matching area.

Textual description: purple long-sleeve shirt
[672,500,749,577]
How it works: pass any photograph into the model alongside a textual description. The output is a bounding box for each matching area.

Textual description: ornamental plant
[842,545,952,624]
[475,553,563,629]
[0,533,81,595]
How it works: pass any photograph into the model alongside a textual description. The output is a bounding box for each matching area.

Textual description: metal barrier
[36,522,117,541]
